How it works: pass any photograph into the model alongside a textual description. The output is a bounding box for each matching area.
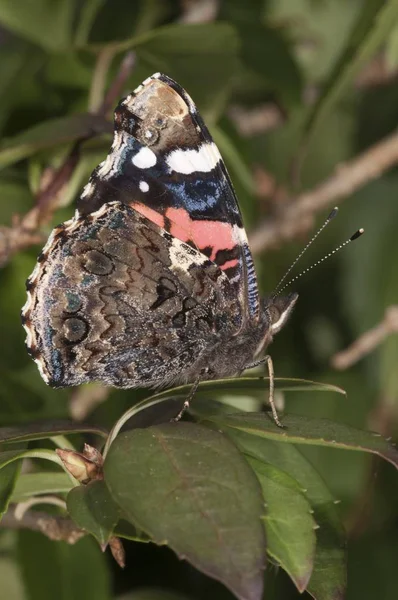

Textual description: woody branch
[249,130,398,255]
[0,51,135,267]
[0,506,85,544]
[331,305,398,370]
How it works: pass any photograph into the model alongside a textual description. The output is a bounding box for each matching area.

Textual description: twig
[69,384,111,421]
[88,47,118,114]
[36,143,82,215]
[179,0,219,23]
[333,306,398,537]
[345,453,380,539]
[0,221,43,267]
[14,496,67,520]
[0,51,136,268]
[228,54,398,139]
[1,506,85,544]
[109,536,126,568]
[0,143,89,266]
[228,104,285,137]
[249,130,398,254]
[331,306,398,370]
[99,51,136,116]
[355,54,398,88]
[2,503,125,566]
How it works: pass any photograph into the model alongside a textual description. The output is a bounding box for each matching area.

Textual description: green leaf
[247,458,316,592]
[44,52,94,90]
[67,480,120,547]
[146,376,346,403]
[0,459,23,518]
[0,180,34,224]
[0,114,111,170]
[236,23,303,108]
[0,448,68,478]
[17,531,111,600]
[302,0,398,148]
[102,377,346,458]
[211,125,255,195]
[114,519,150,543]
[386,24,398,70]
[74,0,106,46]
[104,422,266,600]
[227,430,346,600]
[0,420,108,444]
[205,412,398,469]
[11,472,73,502]
[101,23,240,122]
[0,0,75,51]
[0,553,26,600]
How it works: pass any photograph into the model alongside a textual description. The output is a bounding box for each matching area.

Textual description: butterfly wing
[77,73,259,326]
[22,202,240,388]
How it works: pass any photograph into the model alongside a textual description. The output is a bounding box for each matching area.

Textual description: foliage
[0,1,398,600]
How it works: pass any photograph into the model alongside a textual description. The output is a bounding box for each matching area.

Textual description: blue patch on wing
[164,179,221,214]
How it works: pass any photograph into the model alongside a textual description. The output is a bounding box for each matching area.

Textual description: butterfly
[21,73,297,426]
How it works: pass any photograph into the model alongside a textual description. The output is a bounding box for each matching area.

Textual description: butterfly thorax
[188,292,298,382]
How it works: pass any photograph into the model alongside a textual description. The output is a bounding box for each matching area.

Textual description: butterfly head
[265,292,298,335]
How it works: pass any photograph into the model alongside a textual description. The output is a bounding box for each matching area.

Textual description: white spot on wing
[81,181,94,198]
[139,181,149,193]
[132,147,157,169]
[168,238,207,273]
[166,143,220,175]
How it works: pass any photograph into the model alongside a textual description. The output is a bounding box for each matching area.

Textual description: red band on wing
[219,258,239,271]
[131,204,239,272]
[131,203,165,229]
[165,207,237,263]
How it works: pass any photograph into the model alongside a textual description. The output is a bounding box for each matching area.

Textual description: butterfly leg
[263,355,284,428]
[172,377,201,422]
[244,355,283,428]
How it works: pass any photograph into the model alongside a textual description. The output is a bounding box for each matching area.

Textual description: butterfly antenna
[273,227,364,297]
[272,207,339,299]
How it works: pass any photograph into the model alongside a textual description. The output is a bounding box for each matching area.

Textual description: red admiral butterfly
[22,74,297,425]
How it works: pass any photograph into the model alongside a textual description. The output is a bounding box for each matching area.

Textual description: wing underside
[22,202,240,388]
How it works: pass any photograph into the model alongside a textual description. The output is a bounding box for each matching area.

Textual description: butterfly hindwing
[77,73,259,323]
[22,202,241,388]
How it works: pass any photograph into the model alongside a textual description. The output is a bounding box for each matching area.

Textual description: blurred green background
[0,0,398,599]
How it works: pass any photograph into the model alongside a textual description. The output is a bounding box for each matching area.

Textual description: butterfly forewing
[76,73,259,323]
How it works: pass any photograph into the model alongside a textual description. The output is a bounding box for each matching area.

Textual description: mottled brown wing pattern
[22,202,241,388]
